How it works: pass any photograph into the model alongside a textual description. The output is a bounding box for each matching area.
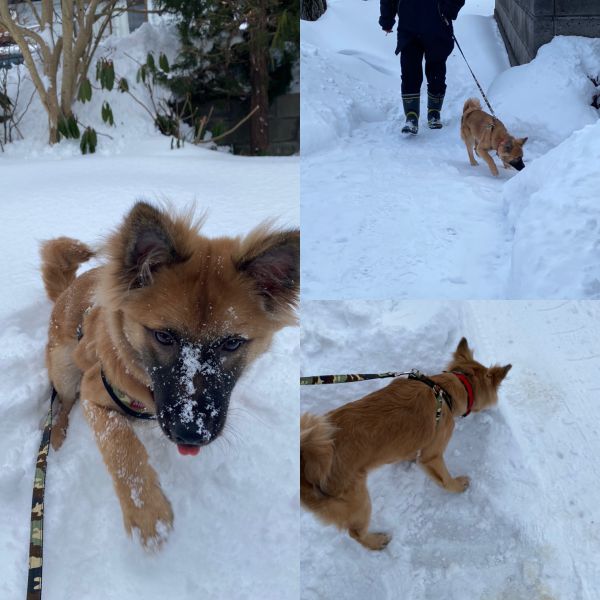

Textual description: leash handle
[26,389,55,600]
[300,371,412,385]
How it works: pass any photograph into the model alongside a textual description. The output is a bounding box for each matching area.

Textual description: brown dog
[300,338,511,550]
[42,202,299,548]
[461,98,528,176]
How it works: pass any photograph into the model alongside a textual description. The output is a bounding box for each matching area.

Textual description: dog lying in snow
[300,338,511,550]
[41,202,299,548]
[461,98,528,176]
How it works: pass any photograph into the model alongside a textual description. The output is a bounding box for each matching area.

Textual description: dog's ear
[487,364,512,386]
[117,202,186,288]
[454,337,474,362]
[518,137,528,146]
[236,226,299,316]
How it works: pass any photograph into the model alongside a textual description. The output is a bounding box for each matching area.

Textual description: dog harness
[408,370,453,425]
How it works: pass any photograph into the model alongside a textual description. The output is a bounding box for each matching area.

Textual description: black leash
[26,388,55,600]
[439,9,497,118]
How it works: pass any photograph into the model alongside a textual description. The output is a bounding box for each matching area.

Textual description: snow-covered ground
[300,0,600,300]
[301,300,600,600]
[0,109,299,599]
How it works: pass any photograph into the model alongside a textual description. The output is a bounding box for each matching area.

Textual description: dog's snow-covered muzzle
[150,344,243,450]
[509,158,525,171]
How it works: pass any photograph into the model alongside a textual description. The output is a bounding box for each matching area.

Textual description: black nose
[170,423,210,446]
[510,159,525,171]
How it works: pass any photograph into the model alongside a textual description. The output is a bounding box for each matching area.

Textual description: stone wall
[199,93,299,156]
[495,0,600,65]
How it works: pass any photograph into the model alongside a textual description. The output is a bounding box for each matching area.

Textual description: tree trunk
[301,0,327,22]
[248,0,269,155]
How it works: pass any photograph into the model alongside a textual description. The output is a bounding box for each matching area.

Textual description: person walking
[379,0,465,135]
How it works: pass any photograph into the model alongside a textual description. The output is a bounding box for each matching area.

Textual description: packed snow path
[300,0,599,300]
[301,300,600,599]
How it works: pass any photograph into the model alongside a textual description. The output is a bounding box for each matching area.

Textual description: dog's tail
[40,237,95,302]
[462,97,481,119]
[300,413,336,507]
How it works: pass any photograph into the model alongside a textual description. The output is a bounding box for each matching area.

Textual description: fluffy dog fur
[300,338,511,550]
[42,201,299,548]
[461,98,528,176]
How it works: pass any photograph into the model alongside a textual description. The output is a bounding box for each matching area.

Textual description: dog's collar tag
[100,370,157,420]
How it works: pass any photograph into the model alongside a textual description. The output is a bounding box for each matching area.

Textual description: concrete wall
[199,93,300,156]
[495,0,600,65]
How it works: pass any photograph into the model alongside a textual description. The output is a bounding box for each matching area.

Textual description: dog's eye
[154,330,175,346]
[221,337,246,352]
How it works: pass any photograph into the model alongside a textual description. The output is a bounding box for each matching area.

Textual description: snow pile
[301,300,600,600]
[490,36,600,148]
[0,152,299,600]
[504,119,600,298]
[3,22,181,157]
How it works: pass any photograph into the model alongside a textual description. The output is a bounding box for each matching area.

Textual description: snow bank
[3,22,181,157]
[301,300,599,600]
[504,119,600,298]
[490,36,600,148]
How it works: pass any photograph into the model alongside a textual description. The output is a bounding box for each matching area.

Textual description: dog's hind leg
[464,136,479,166]
[47,342,81,451]
[346,476,391,551]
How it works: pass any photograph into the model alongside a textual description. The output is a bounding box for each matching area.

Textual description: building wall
[495,0,600,65]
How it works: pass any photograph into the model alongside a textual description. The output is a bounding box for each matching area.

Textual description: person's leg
[424,34,454,128]
[399,35,425,134]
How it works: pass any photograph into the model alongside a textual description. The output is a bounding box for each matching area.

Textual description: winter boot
[427,92,445,129]
[401,93,420,135]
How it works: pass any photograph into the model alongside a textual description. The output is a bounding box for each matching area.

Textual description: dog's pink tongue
[177,444,201,456]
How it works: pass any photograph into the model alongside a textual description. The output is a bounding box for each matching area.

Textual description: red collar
[451,371,474,417]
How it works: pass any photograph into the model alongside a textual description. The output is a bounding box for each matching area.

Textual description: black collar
[100,370,156,420]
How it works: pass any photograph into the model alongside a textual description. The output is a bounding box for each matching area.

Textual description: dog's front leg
[81,370,173,549]
[476,145,499,176]
[419,453,470,493]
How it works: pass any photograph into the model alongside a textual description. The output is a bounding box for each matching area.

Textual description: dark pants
[399,34,453,96]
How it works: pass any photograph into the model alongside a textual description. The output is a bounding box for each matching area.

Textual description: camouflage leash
[300,369,453,426]
[26,388,55,600]
[300,371,411,386]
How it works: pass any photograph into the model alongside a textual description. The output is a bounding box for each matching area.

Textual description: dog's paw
[470,160,479,167]
[50,425,67,451]
[355,532,392,550]
[364,532,391,551]
[123,485,174,551]
[450,475,470,493]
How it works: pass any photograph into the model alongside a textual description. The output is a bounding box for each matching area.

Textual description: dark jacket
[380,0,465,53]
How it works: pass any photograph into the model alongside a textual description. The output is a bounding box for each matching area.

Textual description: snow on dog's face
[446,337,512,411]
[98,202,299,451]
